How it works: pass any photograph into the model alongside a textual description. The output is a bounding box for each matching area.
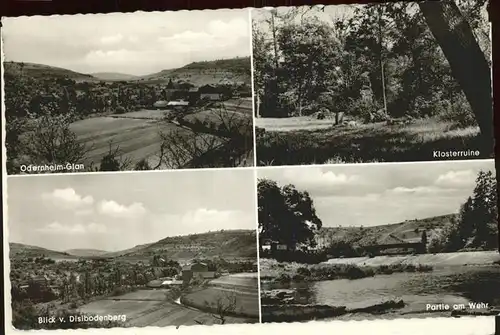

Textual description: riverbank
[322,250,500,267]
[260,258,433,283]
[261,298,406,323]
[260,251,500,283]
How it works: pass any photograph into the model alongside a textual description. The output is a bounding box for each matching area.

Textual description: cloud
[281,167,360,189]
[434,170,476,189]
[37,222,106,235]
[157,18,249,54]
[42,188,94,208]
[98,200,146,218]
[87,222,108,234]
[2,11,250,76]
[75,208,94,217]
[100,34,124,45]
[386,186,441,196]
[207,18,249,38]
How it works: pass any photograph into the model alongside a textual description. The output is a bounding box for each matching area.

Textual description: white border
[248,7,263,325]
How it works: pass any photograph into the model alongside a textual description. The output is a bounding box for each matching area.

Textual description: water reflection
[262,266,500,313]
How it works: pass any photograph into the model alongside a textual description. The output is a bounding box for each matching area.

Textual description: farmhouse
[29,274,50,288]
[260,238,297,253]
[181,261,217,284]
[153,100,169,109]
[147,277,183,289]
[361,235,427,256]
[167,100,190,111]
[199,84,225,101]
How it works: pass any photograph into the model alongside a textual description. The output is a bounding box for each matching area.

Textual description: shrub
[115,105,126,114]
[439,93,477,129]
[276,274,291,283]
[296,267,312,277]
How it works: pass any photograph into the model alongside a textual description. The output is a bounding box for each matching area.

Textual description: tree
[207,292,238,325]
[257,178,322,248]
[470,170,497,248]
[25,113,89,167]
[421,230,428,246]
[438,169,498,252]
[98,142,131,171]
[458,196,475,246]
[277,20,337,116]
[419,0,493,148]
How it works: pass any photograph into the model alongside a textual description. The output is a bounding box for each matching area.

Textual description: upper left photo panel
[2,9,255,175]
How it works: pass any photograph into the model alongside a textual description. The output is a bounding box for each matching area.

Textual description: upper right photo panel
[252,0,493,166]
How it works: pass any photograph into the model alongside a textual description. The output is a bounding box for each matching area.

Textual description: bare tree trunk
[270,11,280,70]
[378,7,388,115]
[256,93,261,118]
[419,0,493,148]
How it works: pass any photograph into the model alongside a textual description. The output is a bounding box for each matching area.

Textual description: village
[10,239,260,328]
[11,252,256,304]
[4,58,254,173]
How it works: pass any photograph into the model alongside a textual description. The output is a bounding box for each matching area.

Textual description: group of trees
[253,0,491,135]
[428,170,498,253]
[257,179,322,249]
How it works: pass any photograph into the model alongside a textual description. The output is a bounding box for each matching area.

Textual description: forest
[253,0,493,165]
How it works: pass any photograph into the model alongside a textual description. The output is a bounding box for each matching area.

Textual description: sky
[258,160,496,228]
[252,4,357,34]
[2,9,251,76]
[7,169,257,252]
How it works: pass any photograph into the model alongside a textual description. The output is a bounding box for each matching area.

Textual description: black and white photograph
[6,169,259,329]
[252,1,493,166]
[2,9,254,175]
[257,160,499,323]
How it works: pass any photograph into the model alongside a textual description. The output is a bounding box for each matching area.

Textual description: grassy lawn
[256,117,490,165]
[181,287,259,318]
[255,116,334,131]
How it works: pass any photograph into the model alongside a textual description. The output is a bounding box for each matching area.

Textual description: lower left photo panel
[5,169,260,330]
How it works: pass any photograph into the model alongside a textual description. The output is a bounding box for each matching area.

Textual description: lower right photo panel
[256,159,499,323]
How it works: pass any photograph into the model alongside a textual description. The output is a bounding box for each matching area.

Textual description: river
[262,265,500,316]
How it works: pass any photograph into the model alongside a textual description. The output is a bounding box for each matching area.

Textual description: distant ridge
[10,242,75,259]
[5,56,251,86]
[90,72,140,81]
[10,229,257,261]
[133,57,252,86]
[316,213,458,247]
[4,61,96,81]
[65,249,110,257]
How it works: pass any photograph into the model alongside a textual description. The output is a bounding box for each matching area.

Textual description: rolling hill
[114,229,258,260]
[3,61,96,82]
[9,242,76,259]
[135,57,252,86]
[316,213,458,248]
[10,229,257,261]
[90,72,140,81]
[4,57,251,86]
[65,249,110,257]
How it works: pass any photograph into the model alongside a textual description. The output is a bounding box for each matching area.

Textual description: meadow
[256,116,486,166]
[79,289,252,327]
[69,109,225,170]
